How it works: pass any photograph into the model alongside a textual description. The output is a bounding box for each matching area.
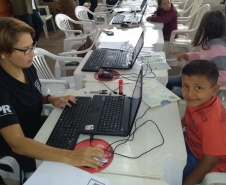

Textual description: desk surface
[35,82,186,185]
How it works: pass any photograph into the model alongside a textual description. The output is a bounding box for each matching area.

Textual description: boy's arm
[183,154,218,185]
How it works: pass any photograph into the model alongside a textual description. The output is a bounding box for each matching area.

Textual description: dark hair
[182,60,219,86]
[156,0,174,16]
[0,17,35,56]
[192,10,226,50]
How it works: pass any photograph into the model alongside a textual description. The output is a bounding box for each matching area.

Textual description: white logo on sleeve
[0,105,13,117]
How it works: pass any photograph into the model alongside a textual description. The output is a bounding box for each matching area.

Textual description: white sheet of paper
[24,161,109,185]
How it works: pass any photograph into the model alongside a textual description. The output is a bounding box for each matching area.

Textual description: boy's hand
[177,53,188,61]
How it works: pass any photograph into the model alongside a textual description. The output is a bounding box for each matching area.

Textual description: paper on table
[142,55,171,70]
[24,161,109,185]
[98,42,131,51]
[142,78,181,108]
[114,7,131,13]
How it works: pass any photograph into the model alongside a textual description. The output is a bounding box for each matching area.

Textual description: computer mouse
[93,156,108,163]
[98,71,113,79]
[121,22,129,27]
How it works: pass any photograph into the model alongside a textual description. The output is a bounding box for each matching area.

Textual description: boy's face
[181,74,220,107]
[160,0,171,11]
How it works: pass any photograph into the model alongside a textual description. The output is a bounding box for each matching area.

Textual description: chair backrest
[33,48,56,80]
[186,4,211,39]
[75,6,97,33]
[75,6,108,24]
[55,14,76,38]
[176,0,190,11]
[59,28,101,57]
[180,0,203,18]
[75,6,91,21]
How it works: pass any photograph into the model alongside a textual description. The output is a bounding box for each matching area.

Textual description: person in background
[9,0,43,44]
[146,0,177,41]
[0,17,105,175]
[58,0,83,30]
[79,0,98,19]
[181,60,226,185]
[166,10,226,98]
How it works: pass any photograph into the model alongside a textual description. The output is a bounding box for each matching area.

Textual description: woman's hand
[66,146,106,169]
[48,95,77,109]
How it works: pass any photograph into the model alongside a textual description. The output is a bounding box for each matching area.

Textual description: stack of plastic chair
[168,4,210,53]
[172,0,190,16]
[177,0,203,22]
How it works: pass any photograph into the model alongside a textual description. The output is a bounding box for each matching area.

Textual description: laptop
[101,30,143,70]
[111,3,147,24]
[130,0,147,12]
[80,66,143,136]
[81,31,144,72]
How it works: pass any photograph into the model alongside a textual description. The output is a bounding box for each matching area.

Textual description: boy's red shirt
[185,96,226,172]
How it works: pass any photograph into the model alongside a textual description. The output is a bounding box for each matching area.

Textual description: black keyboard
[98,96,125,133]
[112,52,127,67]
[46,97,91,150]
[112,14,125,24]
[81,50,107,72]
[123,16,139,23]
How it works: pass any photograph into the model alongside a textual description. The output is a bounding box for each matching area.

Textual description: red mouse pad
[94,70,120,82]
[74,139,114,173]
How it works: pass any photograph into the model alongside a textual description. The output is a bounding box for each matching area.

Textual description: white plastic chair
[177,0,203,21]
[33,47,84,94]
[75,6,108,30]
[201,172,226,185]
[55,13,94,51]
[37,5,56,38]
[57,28,101,75]
[0,156,23,183]
[168,4,211,52]
[173,0,190,16]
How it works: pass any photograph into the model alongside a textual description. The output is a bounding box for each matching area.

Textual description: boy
[181,60,226,185]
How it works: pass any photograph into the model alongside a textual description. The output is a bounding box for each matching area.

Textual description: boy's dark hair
[182,60,219,86]
[192,10,226,50]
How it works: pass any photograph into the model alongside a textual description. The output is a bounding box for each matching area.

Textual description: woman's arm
[183,154,218,185]
[42,94,77,108]
[0,124,105,168]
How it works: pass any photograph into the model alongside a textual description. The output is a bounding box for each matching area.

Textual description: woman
[0,17,105,173]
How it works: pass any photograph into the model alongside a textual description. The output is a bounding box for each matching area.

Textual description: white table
[73,49,168,91]
[34,82,186,185]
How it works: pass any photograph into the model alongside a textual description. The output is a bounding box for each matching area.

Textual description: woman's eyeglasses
[13,43,36,55]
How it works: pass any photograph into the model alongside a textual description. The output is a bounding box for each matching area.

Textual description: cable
[99,81,117,95]
[100,81,130,96]
[89,107,165,159]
